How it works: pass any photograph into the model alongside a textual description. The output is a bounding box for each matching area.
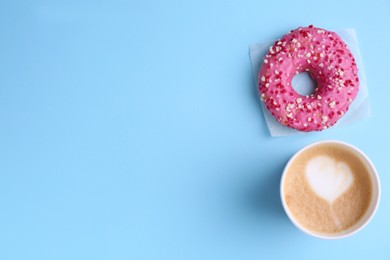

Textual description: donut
[258,25,359,132]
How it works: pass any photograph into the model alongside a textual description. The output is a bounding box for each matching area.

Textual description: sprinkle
[320,53,325,58]
[277,41,282,45]
[261,76,265,82]
[303,123,308,127]
[329,101,336,108]
[347,97,352,103]
[287,113,293,118]
[292,38,297,43]
[307,117,312,122]
[286,103,295,112]
[305,53,311,57]
[264,59,268,64]
[319,63,324,67]
[296,98,302,103]
[265,83,270,88]
[317,95,322,100]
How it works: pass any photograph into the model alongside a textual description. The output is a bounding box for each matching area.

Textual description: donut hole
[292,71,317,96]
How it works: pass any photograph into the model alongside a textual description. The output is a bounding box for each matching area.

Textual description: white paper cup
[280,140,381,239]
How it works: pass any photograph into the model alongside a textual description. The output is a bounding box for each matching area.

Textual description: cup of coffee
[280,140,380,239]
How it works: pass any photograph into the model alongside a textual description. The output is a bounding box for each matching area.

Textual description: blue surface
[1,0,389,259]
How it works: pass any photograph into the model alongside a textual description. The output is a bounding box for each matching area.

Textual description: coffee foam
[306,155,354,203]
[283,143,372,234]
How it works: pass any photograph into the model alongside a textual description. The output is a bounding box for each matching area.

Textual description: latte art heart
[306,156,354,203]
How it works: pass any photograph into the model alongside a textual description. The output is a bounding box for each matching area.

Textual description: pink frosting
[258,25,359,132]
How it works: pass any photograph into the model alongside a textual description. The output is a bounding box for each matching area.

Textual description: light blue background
[1,0,389,259]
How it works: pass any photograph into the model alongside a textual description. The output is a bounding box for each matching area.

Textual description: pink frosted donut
[258,25,359,132]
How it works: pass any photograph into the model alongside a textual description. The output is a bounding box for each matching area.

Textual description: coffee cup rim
[280,139,381,239]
